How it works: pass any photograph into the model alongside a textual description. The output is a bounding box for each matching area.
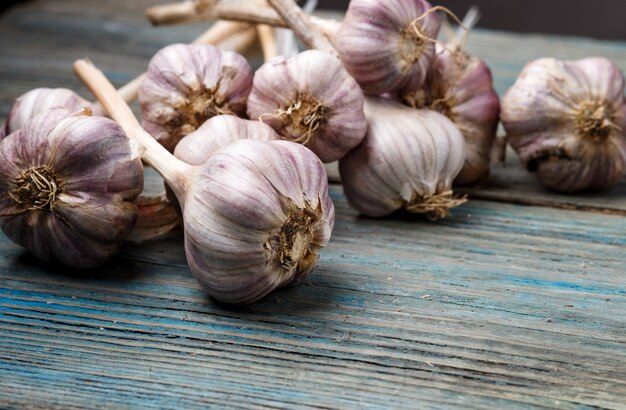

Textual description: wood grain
[1,185,626,409]
[1,1,626,409]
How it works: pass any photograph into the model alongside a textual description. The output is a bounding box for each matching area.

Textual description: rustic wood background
[0,0,625,409]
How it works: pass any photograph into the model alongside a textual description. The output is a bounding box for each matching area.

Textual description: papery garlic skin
[501,57,626,193]
[336,0,440,95]
[139,44,253,152]
[1,88,92,140]
[339,98,466,219]
[182,139,334,305]
[0,108,143,268]
[402,47,500,185]
[247,50,367,163]
[174,115,280,166]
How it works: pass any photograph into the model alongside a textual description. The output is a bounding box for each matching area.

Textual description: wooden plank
[1,185,625,408]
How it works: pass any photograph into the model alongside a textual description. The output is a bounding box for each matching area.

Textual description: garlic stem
[145,2,340,39]
[74,60,196,197]
[144,1,206,25]
[265,0,336,54]
[257,24,278,62]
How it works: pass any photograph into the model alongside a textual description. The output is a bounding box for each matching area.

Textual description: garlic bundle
[76,60,335,305]
[402,45,500,185]
[247,49,367,163]
[335,0,441,95]
[339,98,466,219]
[174,114,280,166]
[139,43,253,152]
[0,108,143,268]
[1,88,93,140]
[501,57,626,193]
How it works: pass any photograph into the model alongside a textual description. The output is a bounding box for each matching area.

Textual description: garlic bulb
[185,139,334,304]
[339,98,466,219]
[76,60,335,305]
[402,46,500,185]
[501,57,626,193]
[139,43,253,152]
[0,108,143,268]
[247,50,367,163]
[174,114,280,166]
[335,0,441,95]
[1,88,93,140]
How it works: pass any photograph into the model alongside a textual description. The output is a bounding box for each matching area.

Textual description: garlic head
[501,57,626,192]
[0,108,143,268]
[336,0,441,95]
[1,88,93,140]
[247,50,367,163]
[182,139,334,304]
[339,98,466,219]
[139,44,253,152]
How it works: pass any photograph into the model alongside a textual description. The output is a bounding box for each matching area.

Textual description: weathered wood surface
[1,1,626,409]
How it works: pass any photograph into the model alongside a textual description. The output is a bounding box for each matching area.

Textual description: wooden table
[1,1,625,408]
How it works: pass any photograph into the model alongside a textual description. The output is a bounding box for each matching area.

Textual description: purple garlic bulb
[183,139,335,304]
[0,108,143,268]
[139,43,253,152]
[1,88,93,140]
[336,0,441,95]
[247,50,367,163]
[402,46,500,185]
[340,98,466,220]
[501,57,626,193]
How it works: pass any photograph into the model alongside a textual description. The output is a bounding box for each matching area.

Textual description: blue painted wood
[1,1,626,408]
[1,186,626,408]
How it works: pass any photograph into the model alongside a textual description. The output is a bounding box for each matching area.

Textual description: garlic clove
[501,57,626,193]
[247,49,367,163]
[0,108,143,268]
[1,88,94,140]
[336,0,441,95]
[184,139,334,305]
[402,47,500,185]
[139,44,253,152]
[339,98,466,219]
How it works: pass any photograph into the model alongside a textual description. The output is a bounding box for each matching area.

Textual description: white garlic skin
[180,139,334,305]
[0,108,143,268]
[247,50,367,163]
[402,47,500,185]
[1,88,93,140]
[336,0,440,95]
[139,44,253,152]
[339,98,465,218]
[501,57,626,193]
[174,115,280,166]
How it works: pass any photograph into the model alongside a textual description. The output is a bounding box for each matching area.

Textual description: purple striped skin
[502,58,626,193]
[0,108,144,268]
[336,0,440,95]
[139,44,253,152]
[402,47,501,186]
[1,88,93,141]
[339,98,465,218]
[247,50,367,163]
[181,139,335,305]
